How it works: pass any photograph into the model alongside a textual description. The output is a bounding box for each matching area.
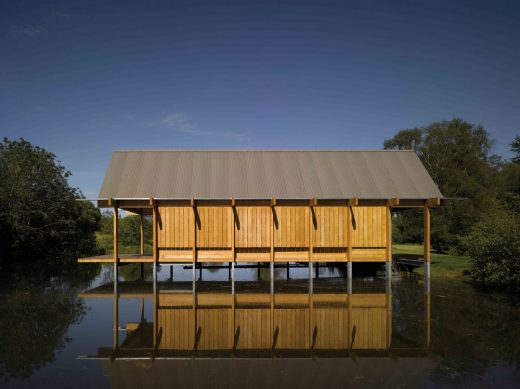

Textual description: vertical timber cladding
[234,206,271,261]
[157,206,195,262]
[157,205,388,263]
[350,206,387,261]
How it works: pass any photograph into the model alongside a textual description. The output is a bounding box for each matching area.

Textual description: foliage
[97,212,152,254]
[0,279,88,380]
[385,119,498,253]
[512,135,520,164]
[465,204,520,291]
[0,138,101,276]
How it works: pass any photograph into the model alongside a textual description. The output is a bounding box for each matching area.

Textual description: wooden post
[270,199,275,294]
[386,202,393,282]
[192,198,197,271]
[270,198,275,263]
[347,201,353,284]
[424,204,431,278]
[113,201,118,264]
[151,198,157,263]
[386,203,392,262]
[140,214,145,255]
[309,200,314,293]
[347,199,355,263]
[231,200,235,289]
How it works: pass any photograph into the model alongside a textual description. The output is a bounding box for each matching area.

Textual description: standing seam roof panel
[97,150,443,200]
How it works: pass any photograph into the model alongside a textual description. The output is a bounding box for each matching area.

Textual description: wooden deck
[78,254,154,263]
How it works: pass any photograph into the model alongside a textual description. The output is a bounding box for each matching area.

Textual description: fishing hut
[78,150,443,279]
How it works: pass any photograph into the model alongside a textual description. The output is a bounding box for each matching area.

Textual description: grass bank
[393,243,472,280]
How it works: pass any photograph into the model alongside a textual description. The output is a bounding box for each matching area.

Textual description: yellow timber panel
[351,206,387,248]
[312,306,348,349]
[158,207,194,248]
[274,206,310,248]
[235,308,271,349]
[313,207,348,247]
[158,308,195,350]
[235,207,271,248]
[197,308,233,350]
[350,307,387,349]
[197,207,231,248]
[274,307,310,349]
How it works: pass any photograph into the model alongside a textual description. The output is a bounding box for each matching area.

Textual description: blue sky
[1,0,519,198]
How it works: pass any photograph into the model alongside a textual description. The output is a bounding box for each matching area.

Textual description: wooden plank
[386,205,392,261]
[351,248,387,261]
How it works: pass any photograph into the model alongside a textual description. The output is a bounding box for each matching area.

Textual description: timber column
[347,198,357,294]
[111,198,118,285]
[424,202,431,279]
[151,198,158,282]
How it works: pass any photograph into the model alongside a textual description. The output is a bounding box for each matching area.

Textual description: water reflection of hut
[79,282,430,356]
[79,151,443,277]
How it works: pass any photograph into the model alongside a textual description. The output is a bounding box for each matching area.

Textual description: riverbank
[393,243,472,280]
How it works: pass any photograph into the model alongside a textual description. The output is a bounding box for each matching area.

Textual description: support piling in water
[385,262,392,294]
[231,261,235,295]
[192,262,196,291]
[424,261,430,279]
[347,262,352,295]
[309,262,313,294]
[270,261,274,294]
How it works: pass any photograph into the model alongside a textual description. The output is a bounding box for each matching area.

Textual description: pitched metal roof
[98,150,443,200]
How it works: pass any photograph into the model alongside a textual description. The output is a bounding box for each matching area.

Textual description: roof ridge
[113,149,417,152]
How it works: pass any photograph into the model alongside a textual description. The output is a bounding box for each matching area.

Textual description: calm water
[1,263,520,388]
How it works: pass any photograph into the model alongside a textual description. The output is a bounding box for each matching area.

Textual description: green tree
[97,212,152,254]
[465,204,520,291]
[512,135,520,163]
[383,128,422,150]
[0,138,101,275]
[385,119,498,252]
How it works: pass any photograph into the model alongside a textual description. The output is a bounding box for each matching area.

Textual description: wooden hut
[79,150,443,275]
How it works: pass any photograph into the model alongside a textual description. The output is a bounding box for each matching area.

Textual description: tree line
[384,119,520,290]
[1,123,519,290]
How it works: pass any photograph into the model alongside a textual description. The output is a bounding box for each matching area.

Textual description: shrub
[465,206,520,291]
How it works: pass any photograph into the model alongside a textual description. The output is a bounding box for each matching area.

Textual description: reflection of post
[113,273,118,353]
[424,277,431,350]
[347,293,352,349]
[153,274,158,353]
[386,292,392,349]
[192,278,197,351]
[308,291,313,350]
